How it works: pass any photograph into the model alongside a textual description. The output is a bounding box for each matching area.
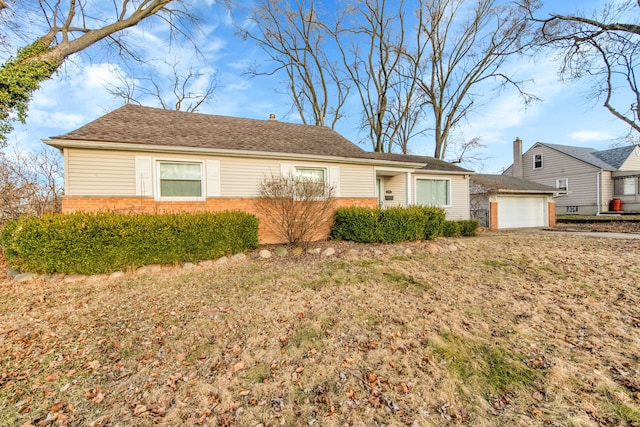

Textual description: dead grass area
[1,233,640,426]
[554,220,640,234]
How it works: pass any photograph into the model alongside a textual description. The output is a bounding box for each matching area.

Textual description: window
[556,178,568,191]
[533,153,543,169]
[295,167,327,198]
[566,206,578,213]
[415,178,450,207]
[158,161,203,199]
[296,167,325,184]
[614,176,637,196]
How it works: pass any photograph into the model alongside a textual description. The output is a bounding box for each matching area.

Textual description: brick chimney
[512,137,523,178]
[268,113,277,121]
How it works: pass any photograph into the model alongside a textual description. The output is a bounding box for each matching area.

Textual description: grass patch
[288,322,324,352]
[243,364,271,384]
[427,332,542,399]
[481,259,511,267]
[382,270,429,290]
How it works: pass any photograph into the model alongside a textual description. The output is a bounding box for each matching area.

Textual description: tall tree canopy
[525,0,640,135]
[0,0,194,145]
[240,0,536,159]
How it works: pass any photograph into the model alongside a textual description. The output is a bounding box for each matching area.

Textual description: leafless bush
[255,173,336,245]
[0,144,63,224]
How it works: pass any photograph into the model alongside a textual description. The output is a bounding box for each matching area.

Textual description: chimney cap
[268,113,277,121]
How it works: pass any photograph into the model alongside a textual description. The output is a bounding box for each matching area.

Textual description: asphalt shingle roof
[541,143,615,170]
[471,174,557,193]
[50,105,470,173]
[592,145,636,169]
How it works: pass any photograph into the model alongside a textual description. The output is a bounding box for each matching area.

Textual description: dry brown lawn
[1,232,640,426]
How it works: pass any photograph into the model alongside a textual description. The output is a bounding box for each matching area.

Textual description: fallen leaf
[133,404,148,416]
[233,361,245,372]
[45,373,60,382]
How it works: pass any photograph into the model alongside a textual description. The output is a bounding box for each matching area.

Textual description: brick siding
[61,196,378,244]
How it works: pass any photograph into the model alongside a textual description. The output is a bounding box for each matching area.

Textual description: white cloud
[568,130,615,142]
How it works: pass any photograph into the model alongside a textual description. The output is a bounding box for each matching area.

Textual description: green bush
[458,220,480,237]
[330,206,446,243]
[1,211,259,275]
[442,220,462,237]
[329,207,380,243]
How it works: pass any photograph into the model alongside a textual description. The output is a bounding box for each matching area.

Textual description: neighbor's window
[158,161,203,198]
[614,176,636,196]
[556,178,568,191]
[566,206,578,213]
[415,178,450,207]
[533,153,543,169]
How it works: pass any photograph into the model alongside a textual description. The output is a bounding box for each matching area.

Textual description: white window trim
[155,159,206,201]
[533,153,543,169]
[414,176,452,208]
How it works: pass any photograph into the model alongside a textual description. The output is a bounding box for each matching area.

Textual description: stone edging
[4,240,464,284]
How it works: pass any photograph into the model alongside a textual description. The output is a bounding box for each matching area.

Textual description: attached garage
[496,195,547,228]
[470,174,558,230]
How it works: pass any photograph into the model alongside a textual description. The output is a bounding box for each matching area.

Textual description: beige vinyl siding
[446,175,470,220]
[618,148,640,170]
[220,158,280,197]
[339,164,375,198]
[413,173,469,220]
[383,174,408,207]
[523,145,601,214]
[66,149,136,196]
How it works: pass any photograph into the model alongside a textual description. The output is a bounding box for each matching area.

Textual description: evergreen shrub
[0,211,258,275]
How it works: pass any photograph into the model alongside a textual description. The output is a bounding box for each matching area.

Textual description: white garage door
[497,196,547,229]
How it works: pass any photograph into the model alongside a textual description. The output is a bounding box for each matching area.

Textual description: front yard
[1,232,639,426]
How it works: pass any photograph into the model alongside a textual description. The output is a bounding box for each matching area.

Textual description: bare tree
[0,144,63,223]
[328,0,425,153]
[524,0,640,133]
[239,0,348,128]
[0,0,197,145]
[415,0,537,160]
[107,60,218,112]
[254,172,335,245]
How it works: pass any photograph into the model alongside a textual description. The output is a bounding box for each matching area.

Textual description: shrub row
[329,206,445,243]
[442,219,480,237]
[330,206,478,243]
[1,211,259,275]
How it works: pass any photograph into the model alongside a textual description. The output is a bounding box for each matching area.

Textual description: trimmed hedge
[1,211,259,275]
[457,220,480,237]
[330,206,446,243]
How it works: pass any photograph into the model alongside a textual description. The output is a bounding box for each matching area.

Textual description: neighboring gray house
[44,105,472,244]
[470,174,557,229]
[505,138,640,215]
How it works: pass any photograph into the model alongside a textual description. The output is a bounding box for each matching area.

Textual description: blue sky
[2,0,636,173]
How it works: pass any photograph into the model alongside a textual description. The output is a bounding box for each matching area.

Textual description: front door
[376,178,384,208]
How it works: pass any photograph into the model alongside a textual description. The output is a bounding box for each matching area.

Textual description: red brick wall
[548,201,556,227]
[489,201,498,230]
[61,196,378,244]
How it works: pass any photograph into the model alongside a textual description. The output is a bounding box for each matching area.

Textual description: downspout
[596,170,601,215]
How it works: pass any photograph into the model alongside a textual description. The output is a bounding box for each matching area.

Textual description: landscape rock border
[3,239,464,284]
